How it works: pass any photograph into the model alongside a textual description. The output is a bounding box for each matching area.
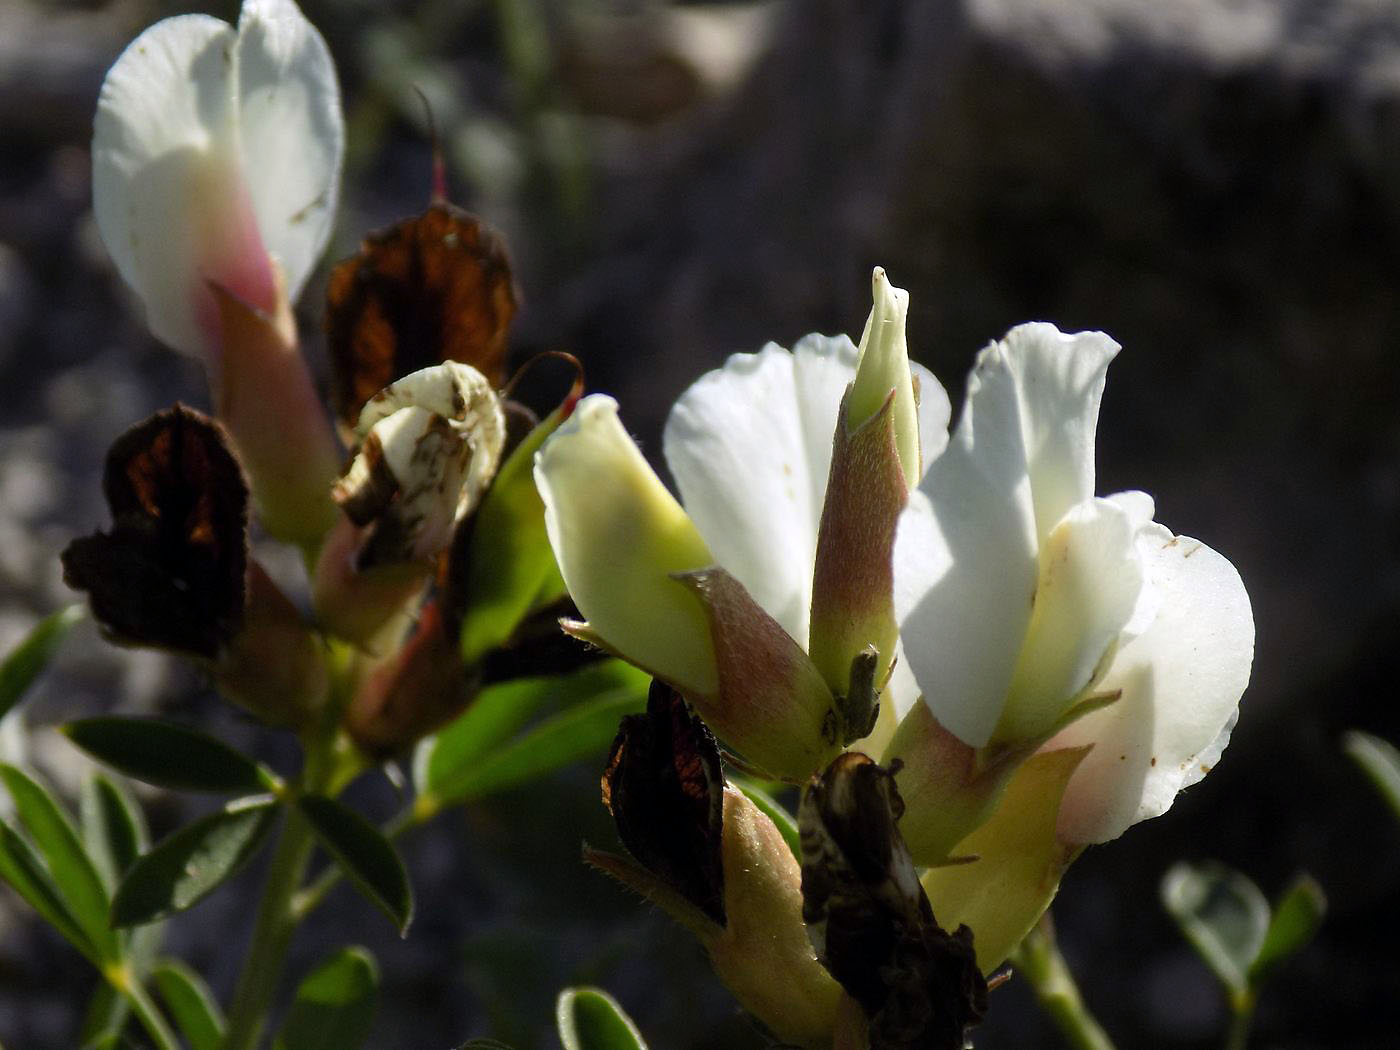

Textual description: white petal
[1050,526,1254,843]
[894,345,1039,747]
[236,0,343,302]
[92,15,246,355]
[664,336,858,647]
[537,395,718,697]
[994,323,1120,542]
[995,497,1146,743]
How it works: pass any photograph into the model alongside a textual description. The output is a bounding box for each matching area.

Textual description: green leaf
[273,946,379,1050]
[152,958,225,1050]
[80,975,129,1046]
[0,820,100,963]
[0,763,118,960]
[297,795,413,935]
[1250,874,1326,983]
[418,661,645,800]
[63,718,276,795]
[421,685,644,814]
[1161,860,1270,997]
[458,398,575,666]
[0,604,83,719]
[111,795,279,927]
[733,779,800,860]
[81,772,149,894]
[1343,730,1400,822]
[556,987,647,1050]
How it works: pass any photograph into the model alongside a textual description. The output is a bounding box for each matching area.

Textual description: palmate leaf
[273,946,379,1050]
[556,987,648,1050]
[63,717,276,795]
[0,604,84,719]
[297,795,413,935]
[111,795,279,927]
[1161,861,1270,998]
[0,763,119,961]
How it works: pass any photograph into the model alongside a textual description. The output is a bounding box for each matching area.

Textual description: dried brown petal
[62,406,248,658]
[326,203,517,427]
[602,679,726,925]
[799,753,988,1050]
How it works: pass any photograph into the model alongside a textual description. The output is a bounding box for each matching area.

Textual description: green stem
[112,965,180,1050]
[1223,991,1256,1050]
[1012,916,1116,1050]
[218,806,317,1050]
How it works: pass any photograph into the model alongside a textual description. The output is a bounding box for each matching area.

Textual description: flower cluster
[537,269,1253,1045]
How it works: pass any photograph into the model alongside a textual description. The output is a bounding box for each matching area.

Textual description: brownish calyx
[61,405,248,659]
[799,753,988,1050]
[325,202,518,427]
[602,680,727,926]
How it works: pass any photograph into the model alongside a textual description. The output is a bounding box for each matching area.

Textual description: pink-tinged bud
[210,281,342,547]
[309,514,425,650]
[343,601,476,758]
[214,561,328,728]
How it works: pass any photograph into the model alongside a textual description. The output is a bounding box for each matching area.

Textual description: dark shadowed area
[2,0,1397,1047]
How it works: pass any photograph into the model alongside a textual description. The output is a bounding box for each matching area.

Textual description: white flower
[92,0,343,358]
[535,272,951,775]
[893,323,1254,843]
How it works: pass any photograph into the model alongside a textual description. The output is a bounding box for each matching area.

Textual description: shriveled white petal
[235,0,342,301]
[664,336,857,647]
[1049,525,1254,844]
[894,344,1039,747]
[995,497,1146,744]
[995,324,1120,540]
[537,395,718,697]
[93,15,257,356]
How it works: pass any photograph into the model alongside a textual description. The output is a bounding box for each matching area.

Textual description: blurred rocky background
[2,0,1399,1046]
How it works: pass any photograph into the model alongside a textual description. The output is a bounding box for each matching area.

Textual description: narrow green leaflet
[458,393,576,667]
[0,604,83,719]
[0,821,100,964]
[556,987,648,1050]
[421,687,644,815]
[79,981,129,1049]
[152,959,226,1050]
[273,946,379,1050]
[0,763,118,961]
[1251,874,1326,982]
[81,772,148,893]
[111,795,279,927]
[63,718,276,795]
[1161,860,1271,998]
[297,795,413,934]
[1343,730,1400,822]
[733,779,800,860]
[419,661,646,802]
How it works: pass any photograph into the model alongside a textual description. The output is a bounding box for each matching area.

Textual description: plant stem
[1224,992,1256,1050]
[110,964,180,1050]
[1012,915,1116,1050]
[218,805,317,1050]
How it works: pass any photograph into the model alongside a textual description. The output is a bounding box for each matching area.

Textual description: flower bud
[847,268,919,485]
